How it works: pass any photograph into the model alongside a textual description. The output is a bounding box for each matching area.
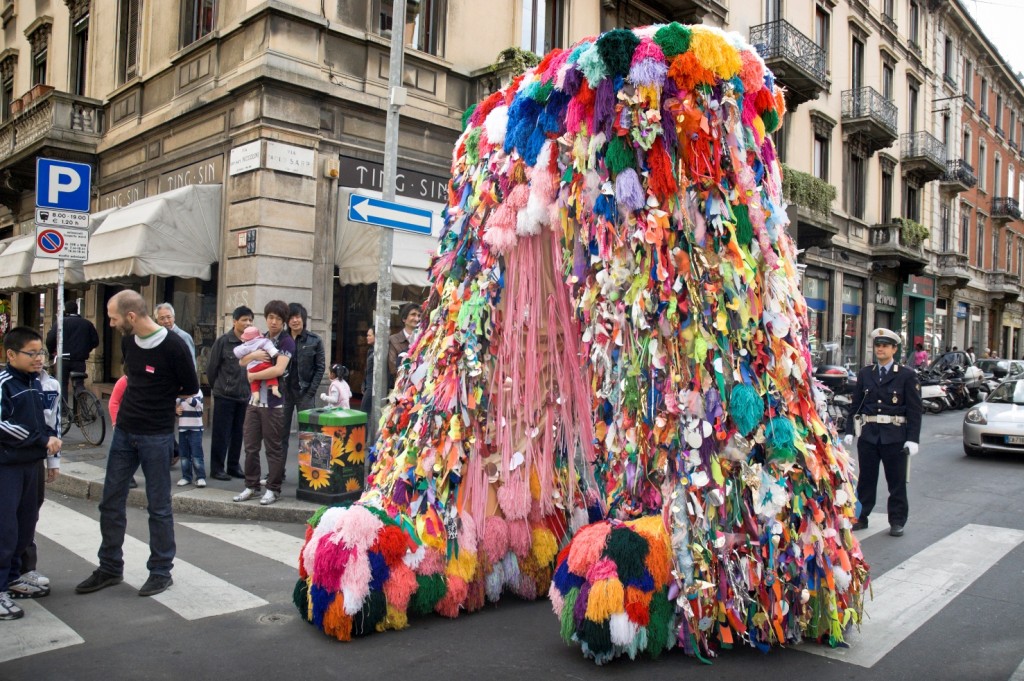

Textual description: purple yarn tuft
[614,168,646,212]
[593,78,618,138]
[628,59,668,88]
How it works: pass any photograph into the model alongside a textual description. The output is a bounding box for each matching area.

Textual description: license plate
[1006,436,1024,445]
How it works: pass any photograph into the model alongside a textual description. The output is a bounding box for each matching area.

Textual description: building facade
[1,0,1022,397]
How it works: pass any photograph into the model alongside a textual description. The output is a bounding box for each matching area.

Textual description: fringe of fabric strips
[295,22,869,663]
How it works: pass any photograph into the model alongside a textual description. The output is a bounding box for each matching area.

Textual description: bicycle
[60,370,106,446]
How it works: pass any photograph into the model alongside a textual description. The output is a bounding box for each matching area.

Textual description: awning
[83,184,222,283]
[0,235,38,292]
[335,188,441,288]
[28,207,116,289]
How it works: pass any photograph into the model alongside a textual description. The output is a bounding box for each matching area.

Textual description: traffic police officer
[843,328,923,537]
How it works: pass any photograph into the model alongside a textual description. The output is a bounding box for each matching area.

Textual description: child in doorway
[175,391,206,488]
[320,364,352,408]
[0,327,62,620]
[233,326,282,405]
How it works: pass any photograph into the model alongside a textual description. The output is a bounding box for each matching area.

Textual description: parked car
[963,379,1024,456]
[924,351,985,394]
[975,358,1024,382]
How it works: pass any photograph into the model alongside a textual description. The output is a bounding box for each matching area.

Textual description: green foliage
[494,47,541,77]
[893,217,930,247]
[781,163,837,217]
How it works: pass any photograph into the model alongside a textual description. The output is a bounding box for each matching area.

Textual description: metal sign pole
[368,0,407,477]
[56,258,65,433]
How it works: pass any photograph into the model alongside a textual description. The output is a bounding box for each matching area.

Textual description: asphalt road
[1,409,1022,681]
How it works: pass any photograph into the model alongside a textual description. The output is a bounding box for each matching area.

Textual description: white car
[963,379,1024,456]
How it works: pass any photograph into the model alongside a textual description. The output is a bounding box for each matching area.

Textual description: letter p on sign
[36,158,92,213]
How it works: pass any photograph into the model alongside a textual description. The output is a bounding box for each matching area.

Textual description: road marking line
[180,522,303,568]
[801,523,1024,668]
[1010,657,1024,681]
[852,513,890,540]
[0,600,84,664]
[37,500,268,620]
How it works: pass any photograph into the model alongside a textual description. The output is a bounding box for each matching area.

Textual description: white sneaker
[0,592,24,620]
[8,577,49,599]
[20,570,49,588]
[233,488,259,502]
[177,479,190,487]
[259,490,280,506]
[195,479,207,488]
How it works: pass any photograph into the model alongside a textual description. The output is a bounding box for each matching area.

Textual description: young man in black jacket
[205,306,253,480]
[279,303,325,462]
[0,327,62,619]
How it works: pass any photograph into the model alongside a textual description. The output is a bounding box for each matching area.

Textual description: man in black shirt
[75,291,198,598]
[45,301,99,397]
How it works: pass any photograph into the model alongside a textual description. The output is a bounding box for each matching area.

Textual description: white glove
[843,434,854,447]
[906,442,919,456]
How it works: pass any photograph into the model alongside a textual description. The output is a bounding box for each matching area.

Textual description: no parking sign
[34,225,89,260]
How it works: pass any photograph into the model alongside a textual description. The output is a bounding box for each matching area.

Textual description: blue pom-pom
[553,559,586,593]
[368,551,390,591]
[730,383,764,436]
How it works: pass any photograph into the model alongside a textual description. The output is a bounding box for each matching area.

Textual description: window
[941,202,951,251]
[70,15,89,96]
[813,134,829,181]
[979,141,987,191]
[26,22,50,87]
[961,207,971,255]
[882,60,894,100]
[904,182,920,222]
[908,79,919,132]
[847,148,867,219]
[883,0,895,20]
[32,48,46,86]
[881,167,893,223]
[1012,111,1017,145]
[964,58,973,100]
[118,0,141,83]
[182,0,217,47]
[943,113,951,147]
[852,37,864,90]
[944,36,954,79]
[976,218,984,266]
[993,229,999,269]
[376,0,446,56]
[775,111,791,163]
[996,94,1004,133]
[1006,230,1013,271]
[815,7,830,67]
[1018,241,1022,278]
[963,130,971,164]
[1,77,12,123]
[909,0,920,46]
[981,78,988,116]
[765,0,781,21]
[521,0,564,54]
[994,155,1001,196]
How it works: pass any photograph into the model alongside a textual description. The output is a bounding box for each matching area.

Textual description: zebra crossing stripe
[180,522,303,568]
[36,500,269,620]
[851,512,890,540]
[1011,657,1024,681]
[0,599,84,663]
[801,523,1024,668]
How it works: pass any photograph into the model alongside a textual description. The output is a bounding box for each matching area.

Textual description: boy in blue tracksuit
[0,327,61,620]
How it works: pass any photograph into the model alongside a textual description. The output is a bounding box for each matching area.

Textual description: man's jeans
[98,428,176,577]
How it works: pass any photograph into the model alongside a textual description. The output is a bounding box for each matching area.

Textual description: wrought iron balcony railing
[992,197,1023,221]
[996,125,1005,138]
[980,110,990,122]
[942,159,977,188]
[900,131,946,166]
[882,11,897,32]
[964,93,975,109]
[749,19,827,85]
[841,86,898,138]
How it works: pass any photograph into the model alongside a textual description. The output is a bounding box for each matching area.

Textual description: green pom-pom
[605,135,637,176]
[466,127,483,166]
[410,573,447,615]
[307,506,328,528]
[293,578,311,621]
[733,203,754,245]
[654,22,692,58]
[762,108,780,133]
[645,588,674,658]
[730,382,763,436]
[461,103,477,132]
[605,528,649,583]
[531,80,555,103]
[560,588,580,643]
[578,618,613,657]
[765,416,796,461]
[351,590,387,636]
[597,28,641,78]
[576,42,609,84]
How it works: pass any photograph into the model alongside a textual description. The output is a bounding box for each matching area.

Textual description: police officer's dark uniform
[846,328,923,537]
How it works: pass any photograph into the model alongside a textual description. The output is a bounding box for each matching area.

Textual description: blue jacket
[0,366,57,465]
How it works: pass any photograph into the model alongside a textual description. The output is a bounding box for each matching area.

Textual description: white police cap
[870,328,901,345]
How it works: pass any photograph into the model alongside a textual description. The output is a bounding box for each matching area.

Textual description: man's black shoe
[228,470,246,479]
[76,570,123,594]
[211,471,232,481]
[889,525,905,537]
[852,518,869,531]
[139,574,173,597]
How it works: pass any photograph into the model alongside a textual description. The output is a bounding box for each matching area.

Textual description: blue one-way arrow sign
[347,194,433,235]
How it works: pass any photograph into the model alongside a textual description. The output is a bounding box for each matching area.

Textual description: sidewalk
[52,417,326,524]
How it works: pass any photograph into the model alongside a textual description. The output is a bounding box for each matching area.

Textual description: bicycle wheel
[75,391,107,446]
[60,399,73,437]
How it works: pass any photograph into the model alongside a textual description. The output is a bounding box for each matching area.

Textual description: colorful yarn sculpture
[296,22,869,663]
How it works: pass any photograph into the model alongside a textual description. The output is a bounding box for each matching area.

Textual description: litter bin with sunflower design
[296,407,367,504]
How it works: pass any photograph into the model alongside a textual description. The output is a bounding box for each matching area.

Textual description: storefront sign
[905,275,935,299]
[875,282,898,308]
[956,302,969,319]
[229,141,262,176]
[266,141,315,177]
[339,155,448,203]
[160,155,224,192]
[98,181,146,211]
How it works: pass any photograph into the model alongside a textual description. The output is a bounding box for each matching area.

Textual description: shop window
[182,0,217,48]
[841,283,863,370]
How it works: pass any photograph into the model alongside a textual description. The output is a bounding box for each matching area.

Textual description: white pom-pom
[832,565,852,593]
[609,612,638,646]
[484,105,509,146]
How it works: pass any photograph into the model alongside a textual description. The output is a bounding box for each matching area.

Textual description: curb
[51,461,318,524]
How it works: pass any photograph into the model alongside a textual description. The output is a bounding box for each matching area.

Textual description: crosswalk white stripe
[801,523,1024,668]
[0,600,84,663]
[180,522,303,568]
[852,512,890,540]
[1010,657,1024,681]
[36,500,269,620]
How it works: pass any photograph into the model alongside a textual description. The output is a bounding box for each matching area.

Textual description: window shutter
[125,0,140,80]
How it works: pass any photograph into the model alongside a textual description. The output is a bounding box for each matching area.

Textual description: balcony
[980,110,990,123]
[965,93,975,109]
[991,197,1023,223]
[0,88,104,210]
[900,131,947,182]
[750,20,827,107]
[881,12,898,36]
[842,86,899,155]
[1011,140,1019,153]
[868,221,930,278]
[987,271,1021,303]
[940,159,977,194]
[781,163,838,249]
[996,125,1005,138]
[935,251,971,288]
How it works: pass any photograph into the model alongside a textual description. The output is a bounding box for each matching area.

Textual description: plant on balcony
[492,47,541,77]
[780,163,836,217]
[893,217,930,247]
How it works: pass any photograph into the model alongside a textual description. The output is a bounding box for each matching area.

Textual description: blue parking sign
[36,158,92,212]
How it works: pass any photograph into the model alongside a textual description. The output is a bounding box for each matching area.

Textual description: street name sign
[35,225,89,260]
[347,193,433,235]
[35,207,89,228]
